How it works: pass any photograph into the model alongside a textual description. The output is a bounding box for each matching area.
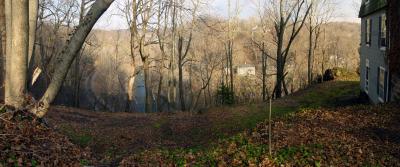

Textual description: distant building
[359,0,390,103]
[224,64,256,77]
[235,64,256,76]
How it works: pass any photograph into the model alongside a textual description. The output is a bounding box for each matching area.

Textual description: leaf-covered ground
[0,107,94,166]
[42,80,360,165]
[121,104,399,166]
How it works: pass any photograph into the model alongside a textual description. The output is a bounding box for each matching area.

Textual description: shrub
[216,85,235,105]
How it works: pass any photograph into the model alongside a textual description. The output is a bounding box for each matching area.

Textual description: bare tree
[190,49,223,111]
[155,0,170,112]
[306,0,334,85]
[176,0,199,111]
[224,0,240,98]
[266,0,312,98]
[119,0,139,110]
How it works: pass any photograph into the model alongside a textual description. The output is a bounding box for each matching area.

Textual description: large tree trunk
[30,0,114,117]
[388,0,400,101]
[5,0,29,109]
[0,0,5,99]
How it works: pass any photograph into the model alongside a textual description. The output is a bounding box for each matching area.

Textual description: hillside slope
[44,76,372,165]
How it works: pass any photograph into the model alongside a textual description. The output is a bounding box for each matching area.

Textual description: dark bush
[217,85,235,105]
[323,69,335,81]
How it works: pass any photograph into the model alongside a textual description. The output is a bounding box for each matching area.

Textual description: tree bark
[388,0,400,101]
[261,42,267,101]
[5,0,29,109]
[0,0,4,96]
[308,24,313,85]
[143,58,152,112]
[156,74,163,112]
[178,49,186,111]
[28,0,38,65]
[30,0,114,117]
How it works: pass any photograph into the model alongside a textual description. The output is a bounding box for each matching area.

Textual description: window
[365,60,369,93]
[379,14,387,48]
[365,18,371,45]
[378,67,387,102]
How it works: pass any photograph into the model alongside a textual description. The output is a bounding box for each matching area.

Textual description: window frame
[365,18,372,46]
[378,66,387,103]
[379,14,387,49]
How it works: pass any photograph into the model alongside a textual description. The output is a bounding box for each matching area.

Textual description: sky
[94,0,361,30]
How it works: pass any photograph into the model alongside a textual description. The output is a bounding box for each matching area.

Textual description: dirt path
[45,80,361,165]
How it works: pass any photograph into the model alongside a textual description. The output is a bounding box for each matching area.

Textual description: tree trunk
[156,74,163,112]
[261,42,267,101]
[275,29,284,98]
[308,25,313,85]
[5,0,29,109]
[229,41,234,97]
[28,0,38,65]
[30,0,114,118]
[0,0,4,97]
[388,0,400,101]
[143,58,152,113]
[178,37,186,111]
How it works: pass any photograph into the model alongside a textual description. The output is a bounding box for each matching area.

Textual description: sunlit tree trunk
[0,0,5,95]
[5,0,29,109]
[28,0,38,65]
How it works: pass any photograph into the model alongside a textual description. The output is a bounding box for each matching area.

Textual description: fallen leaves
[120,104,400,166]
[0,107,94,166]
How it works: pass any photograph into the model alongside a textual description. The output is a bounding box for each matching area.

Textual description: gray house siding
[360,9,390,104]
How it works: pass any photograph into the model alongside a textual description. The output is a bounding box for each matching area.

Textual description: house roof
[359,0,387,17]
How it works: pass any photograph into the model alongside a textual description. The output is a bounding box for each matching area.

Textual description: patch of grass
[59,125,93,147]
[79,159,90,166]
[276,144,324,166]
[298,81,359,109]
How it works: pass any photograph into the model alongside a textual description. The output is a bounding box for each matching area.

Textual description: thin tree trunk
[143,58,152,113]
[156,74,163,112]
[308,24,313,85]
[178,57,185,111]
[262,42,267,101]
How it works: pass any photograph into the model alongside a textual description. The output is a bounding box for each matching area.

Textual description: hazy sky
[94,0,361,30]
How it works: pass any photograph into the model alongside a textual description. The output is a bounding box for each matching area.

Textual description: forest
[0,0,399,166]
